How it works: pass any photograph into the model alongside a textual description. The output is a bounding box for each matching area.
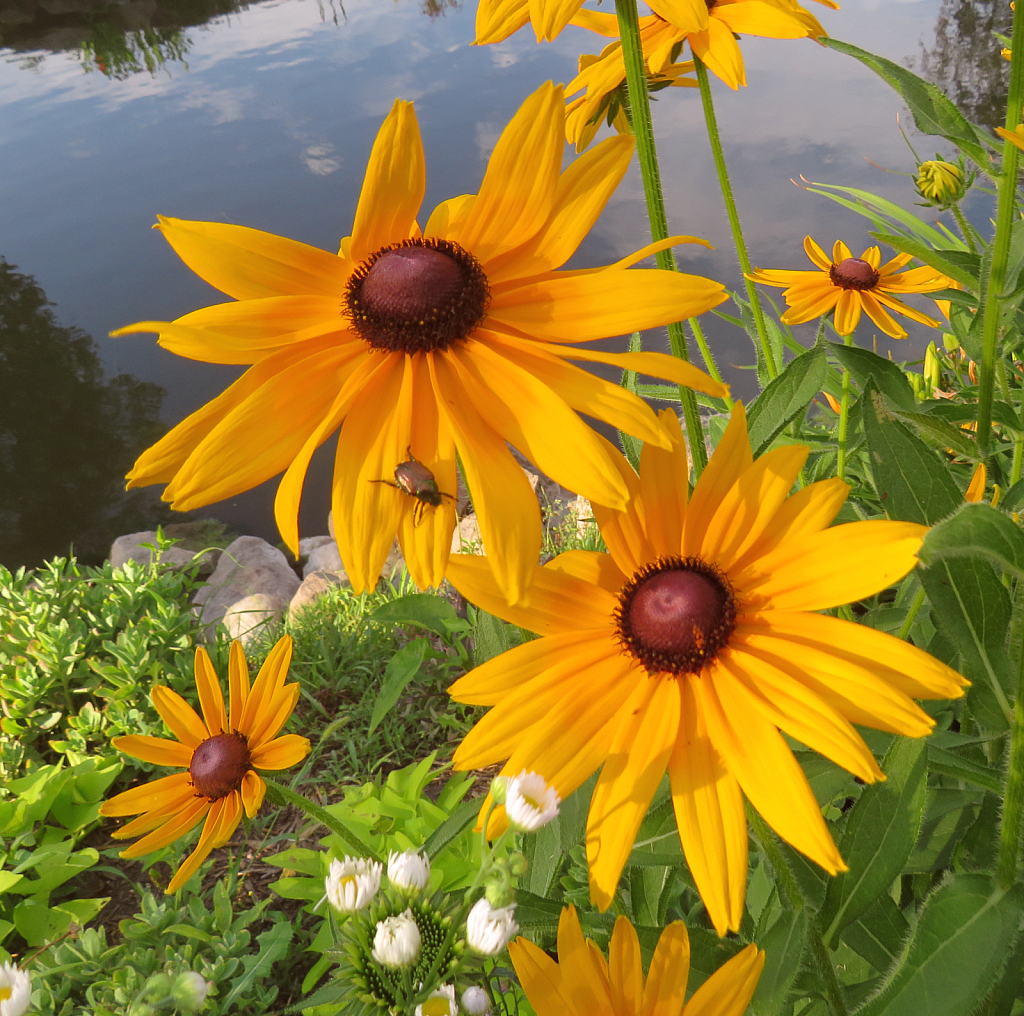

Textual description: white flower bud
[372,909,422,968]
[414,983,457,1016]
[504,771,560,832]
[461,985,490,1015]
[466,897,519,956]
[325,856,382,913]
[0,963,31,1016]
[388,850,431,891]
[171,971,210,1011]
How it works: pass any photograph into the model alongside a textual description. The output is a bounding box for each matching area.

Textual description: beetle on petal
[373,448,456,525]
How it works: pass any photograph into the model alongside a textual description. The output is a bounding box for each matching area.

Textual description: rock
[110,531,212,571]
[572,495,595,539]
[193,536,301,636]
[304,540,344,578]
[382,540,406,584]
[222,593,286,647]
[289,570,350,620]
[328,511,335,541]
[450,514,483,554]
[299,535,334,558]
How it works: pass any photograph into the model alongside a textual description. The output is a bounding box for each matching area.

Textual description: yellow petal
[155,216,348,301]
[111,735,192,769]
[528,0,585,39]
[740,520,926,611]
[474,0,529,43]
[858,291,908,339]
[637,409,690,558]
[608,917,643,1016]
[713,0,810,38]
[803,236,832,271]
[685,944,765,1016]
[238,635,293,737]
[587,677,681,910]
[698,663,845,874]
[250,732,311,770]
[166,794,242,893]
[832,289,863,335]
[458,82,565,263]
[424,194,477,238]
[151,685,208,749]
[350,99,425,262]
[691,19,745,89]
[642,922,691,1016]
[556,906,612,1011]
[193,646,227,736]
[508,936,575,1016]
[100,772,194,818]
[228,641,250,732]
[669,679,747,936]
[489,269,727,344]
[110,780,201,839]
[240,771,267,818]
[119,796,211,859]
[646,0,708,30]
[545,549,626,595]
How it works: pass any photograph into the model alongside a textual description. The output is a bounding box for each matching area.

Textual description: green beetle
[373,447,456,525]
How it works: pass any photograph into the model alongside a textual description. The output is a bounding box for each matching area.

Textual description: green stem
[952,204,978,253]
[262,778,382,863]
[809,921,851,1016]
[1011,434,1023,488]
[690,317,733,409]
[898,585,927,641]
[978,0,1024,455]
[748,807,803,911]
[997,597,1024,889]
[693,56,776,379]
[836,336,853,481]
[615,0,708,475]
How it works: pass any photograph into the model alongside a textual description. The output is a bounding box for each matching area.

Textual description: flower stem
[693,56,776,379]
[615,0,708,475]
[978,0,1024,455]
[952,204,978,253]
[897,585,927,641]
[997,595,1024,889]
[690,317,733,409]
[263,778,382,863]
[836,336,853,480]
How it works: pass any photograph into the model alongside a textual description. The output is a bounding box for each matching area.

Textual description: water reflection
[920,0,1011,130]
[0,260,173,569]
[0,0,253,78]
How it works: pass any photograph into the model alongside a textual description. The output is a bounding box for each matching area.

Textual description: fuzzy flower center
[190,731,251,800]
[615,556,737,675]
[829,257,880,291]
[346,237,490,353]
[0,987,10,1002]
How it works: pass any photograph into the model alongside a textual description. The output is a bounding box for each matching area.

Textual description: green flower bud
[916,159,966,207]
[143,973,172,1002]
[171,971,210,1011]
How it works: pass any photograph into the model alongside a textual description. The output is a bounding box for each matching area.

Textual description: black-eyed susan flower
[100,637,309,893]
[748,236,948,339]
[114,83,727,604]
[509,905,764,1016]
[567,1,832,92]
[447,406,966,934]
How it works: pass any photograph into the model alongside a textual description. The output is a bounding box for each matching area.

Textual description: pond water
[0,0,1007,567]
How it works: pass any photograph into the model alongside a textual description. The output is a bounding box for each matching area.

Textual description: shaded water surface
[0,0,1006,565]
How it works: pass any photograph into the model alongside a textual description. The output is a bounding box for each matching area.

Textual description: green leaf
[856,874,1024,1016]
[367,593,459,638]
[821,38,994,172]
[367,638,428,736]
[746,345,827,455]
[919,558,1014,729]
[828,343,916,412]
[512,888,566,931]
[471,610,522,668]
[221,920,293,1009]
[749,909,808,1016]
[840,895,909,972]
[861,382,963,524]
[917,502,1024,579]
[869,235,981,290]
[926,746,1002,793]
[163,923,213,943]
[889,409,978,460]
[421,796,479,859]
[821,738,928,945]
[0,871,23,894]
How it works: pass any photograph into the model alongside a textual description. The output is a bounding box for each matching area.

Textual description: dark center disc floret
[829,257,880,291]
[345,237,490,354]
[190,731,251,800]
[615,556,737,676]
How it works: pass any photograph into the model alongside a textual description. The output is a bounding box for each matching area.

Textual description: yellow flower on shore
[568,0,832,93]
[447,406,966,934]
[510,906,764,1016]
[100,637,309,893]
[748,236,948,339]
[114,83,727,603]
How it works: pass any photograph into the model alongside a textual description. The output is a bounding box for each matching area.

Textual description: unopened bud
[143,973,172,1002]
[461,986,490,1015]
[489,776,509,805]
[507,851,528,877]
[388,850,431,892]
[466,897,519,956]
[372,909,422,968]
[504,771,560,833]
[171,971,210,1011]
[916,159,964,206]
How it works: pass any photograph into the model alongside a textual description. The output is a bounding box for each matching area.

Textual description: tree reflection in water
[0,260,174,569]
[920,0,1012,131]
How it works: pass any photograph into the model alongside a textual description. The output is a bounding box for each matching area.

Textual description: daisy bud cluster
[326,856,383,913]
[373,908,423,968]
[388,849,431,891]
[0,963,31,1016]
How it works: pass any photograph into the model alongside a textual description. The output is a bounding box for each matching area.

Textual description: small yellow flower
[748,236,949,339]
[447,406,966,933]
[916,159,964,205]
[965,462,987,503]
[997,123,1024,152]
[510,905,763,1016]
[100,637,309,893]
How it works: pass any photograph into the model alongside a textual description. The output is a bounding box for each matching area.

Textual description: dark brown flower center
[615,557,737,675]
[190,731,251,800]
[345,237,490,353]
[829,257,879,291]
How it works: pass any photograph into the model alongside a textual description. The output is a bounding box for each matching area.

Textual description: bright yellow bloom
[447,406,966,934]
[569,1,831,91]
[510,905,764,1016]
[115,83,727,603]
[748,236,948,339]
[100,637,309,893]
[997,123,1024,151]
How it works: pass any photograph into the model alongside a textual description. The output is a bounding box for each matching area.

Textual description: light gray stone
[450,514,483,554]
[299,535,334,558]
[304,540,344,578]
[382,540,406,583]
[222,593,286,647]
[110,531,205,571]
[289,570,350,620]
[193,536,301,634]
